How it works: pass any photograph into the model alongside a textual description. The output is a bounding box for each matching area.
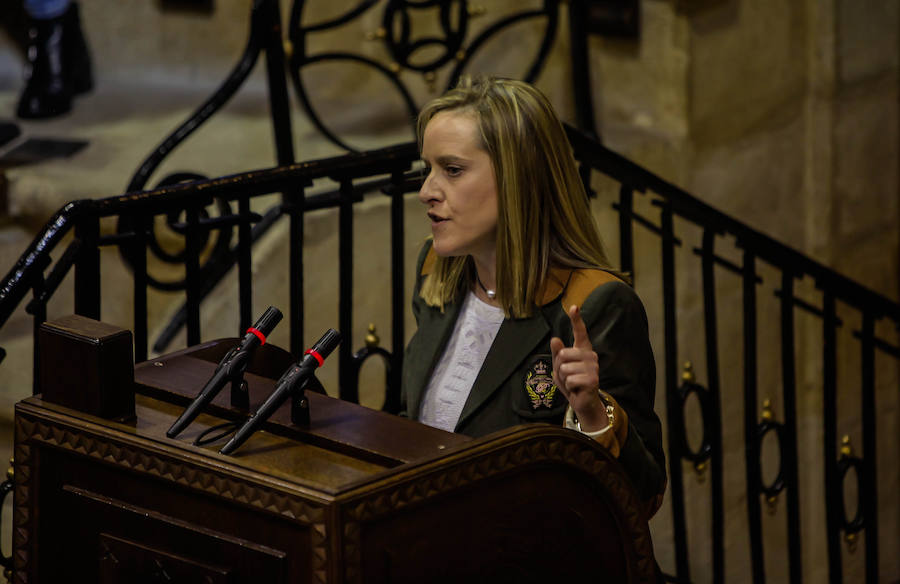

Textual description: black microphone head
[252,306,283,337]
[311,328,341,360]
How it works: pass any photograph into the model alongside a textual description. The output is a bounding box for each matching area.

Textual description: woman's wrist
[570,390,615,434]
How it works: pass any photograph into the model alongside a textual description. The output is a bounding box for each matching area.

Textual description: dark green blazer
[401,242,666,501]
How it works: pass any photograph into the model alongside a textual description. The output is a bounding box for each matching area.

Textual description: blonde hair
[417,75,617,318]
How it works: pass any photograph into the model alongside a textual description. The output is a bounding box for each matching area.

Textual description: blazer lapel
[455,311,550,429]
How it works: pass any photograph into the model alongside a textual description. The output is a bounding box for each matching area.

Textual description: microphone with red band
[246,327,267,345]
[166,306,283,439]
[304,348,324,367]
[220,328,341,455]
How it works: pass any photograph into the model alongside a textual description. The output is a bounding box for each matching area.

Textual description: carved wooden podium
[12,316,657,583]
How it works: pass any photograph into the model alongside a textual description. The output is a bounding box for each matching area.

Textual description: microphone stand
[220,328,341,455]
[166,307,283,439]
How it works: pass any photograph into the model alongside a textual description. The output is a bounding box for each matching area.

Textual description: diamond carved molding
[341,434,657,584]
[11,439,31,584]
[12,411,329,584]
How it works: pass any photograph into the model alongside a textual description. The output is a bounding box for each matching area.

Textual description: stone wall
[585,1,899,581]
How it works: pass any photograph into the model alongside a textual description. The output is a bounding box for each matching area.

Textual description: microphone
[166,306,283,438]
[219,328,341,455]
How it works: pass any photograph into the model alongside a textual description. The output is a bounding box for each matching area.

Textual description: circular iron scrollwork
[116,172,234,291]
[289,0,561,152]
[382,0,468,72]
[676,379,713,466]
[756,420,786,497]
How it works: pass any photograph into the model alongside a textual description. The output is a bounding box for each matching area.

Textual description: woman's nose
[418,170,439,204]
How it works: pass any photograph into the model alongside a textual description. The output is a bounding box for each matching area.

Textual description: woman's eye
[446,166,462,177]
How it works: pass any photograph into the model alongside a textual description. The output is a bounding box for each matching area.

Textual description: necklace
[475,272,496,300]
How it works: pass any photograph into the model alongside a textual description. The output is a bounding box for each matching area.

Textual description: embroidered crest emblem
[525,358,557,409]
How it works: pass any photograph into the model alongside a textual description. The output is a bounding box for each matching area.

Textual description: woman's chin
[432,240,463,258]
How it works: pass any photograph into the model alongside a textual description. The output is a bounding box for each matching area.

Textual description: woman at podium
[401,76,666,512]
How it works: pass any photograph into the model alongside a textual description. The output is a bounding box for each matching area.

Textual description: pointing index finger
[568,305,591,350]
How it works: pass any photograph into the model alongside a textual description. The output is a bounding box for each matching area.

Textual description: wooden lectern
[13,316,657,583]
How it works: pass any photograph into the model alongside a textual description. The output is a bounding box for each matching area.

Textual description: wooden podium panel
[13,325,657,583]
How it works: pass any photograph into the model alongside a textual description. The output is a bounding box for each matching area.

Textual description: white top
[419,290,505,432]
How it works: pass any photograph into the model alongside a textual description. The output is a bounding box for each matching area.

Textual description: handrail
[565,126,900,321]
[115,143,418,215]
[0,200,92,326]
[0,142,418,370]
[3,131,897,366]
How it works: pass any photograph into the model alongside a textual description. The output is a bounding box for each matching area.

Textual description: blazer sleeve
[579,282,667,504]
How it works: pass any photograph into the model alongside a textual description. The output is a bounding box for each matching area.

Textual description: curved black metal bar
[288,53,420,152]
[292,0,380,33]
[287,0,561,151]
[126,7,264,193]
[836,454,865,534]
[383,1,468,72]
[676,379,713,467]
[349,345,396,412]
[756,420,786,497]
[446,4,560,89]
[117,172,242,292]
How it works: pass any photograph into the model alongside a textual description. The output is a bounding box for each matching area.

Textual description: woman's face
[419,111,498,262]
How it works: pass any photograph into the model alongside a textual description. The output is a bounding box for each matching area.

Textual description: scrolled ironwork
[126,0,295,194]
[127,24,261,193]
[756,398,787,514]
[288,52,419,152]
[116,172,239,292]
[675,361,714,481]
[837,434,865,550]
[287,0,563,151]
[381,0,469,72]
[443,4,559,86]
[348,323,399,412]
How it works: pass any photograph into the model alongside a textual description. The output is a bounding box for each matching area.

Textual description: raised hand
[550,305,609,432]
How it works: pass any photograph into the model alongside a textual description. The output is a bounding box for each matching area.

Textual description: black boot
[16,3,94,119]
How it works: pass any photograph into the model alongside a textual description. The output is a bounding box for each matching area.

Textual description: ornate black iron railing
[567,128,899,584]
[1,127,897,583]
[1,143,421,399]
[120,0,605,349]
